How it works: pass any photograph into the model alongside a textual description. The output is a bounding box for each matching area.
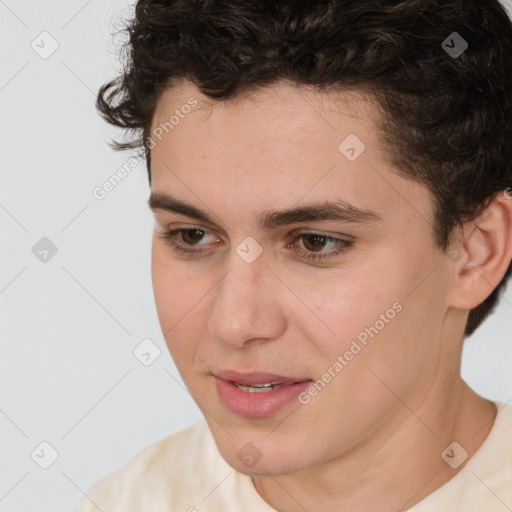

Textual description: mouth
[213,369,311,387]
[213,370,313,418]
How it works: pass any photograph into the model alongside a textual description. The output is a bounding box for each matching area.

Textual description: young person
[73,0,512,510]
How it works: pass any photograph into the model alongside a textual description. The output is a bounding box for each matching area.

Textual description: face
[149,79,456,476]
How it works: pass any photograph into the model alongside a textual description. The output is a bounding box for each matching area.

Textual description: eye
[157,227,221,255]
[300,233,336,252]
[178,228,209,246]
[287,232,354,262]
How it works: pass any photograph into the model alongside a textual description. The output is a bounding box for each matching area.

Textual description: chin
[216,436,313,477]
[230,456,304,477]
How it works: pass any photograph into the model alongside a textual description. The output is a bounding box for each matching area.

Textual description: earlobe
[449,192,512,310]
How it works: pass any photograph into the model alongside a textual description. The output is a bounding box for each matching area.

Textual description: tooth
[238,385,274,393]
[231,380,300,393]
[235,383,278,392]
[233,382,273,388]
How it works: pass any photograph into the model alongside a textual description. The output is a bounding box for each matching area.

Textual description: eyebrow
[148,192,382,229]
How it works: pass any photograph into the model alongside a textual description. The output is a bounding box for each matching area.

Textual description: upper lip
[213,370,312,385]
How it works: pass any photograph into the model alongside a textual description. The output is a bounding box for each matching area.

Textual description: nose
[206,249,287,349]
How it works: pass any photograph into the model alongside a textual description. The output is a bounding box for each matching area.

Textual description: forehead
[149,80,433,235]
[151,79,377,138]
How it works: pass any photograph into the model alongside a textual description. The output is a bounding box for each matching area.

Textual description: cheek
[151,247,207,359]
[297,254,432,380]
[318,274,445,419]
[290,262,398,355]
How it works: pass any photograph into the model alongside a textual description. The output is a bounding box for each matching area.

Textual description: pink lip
[213,371,313,418]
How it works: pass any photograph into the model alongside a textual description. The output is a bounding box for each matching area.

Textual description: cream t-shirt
[72,401,512,511]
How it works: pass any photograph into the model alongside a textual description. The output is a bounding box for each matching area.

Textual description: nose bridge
[207,249,286,347]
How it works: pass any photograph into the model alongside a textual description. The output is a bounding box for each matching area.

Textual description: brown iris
[301,234,328,252]
[181,229,205,245]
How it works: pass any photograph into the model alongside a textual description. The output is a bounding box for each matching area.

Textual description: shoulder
[71,420,224,512]
[408,400,512,512]
[459,400,512,504]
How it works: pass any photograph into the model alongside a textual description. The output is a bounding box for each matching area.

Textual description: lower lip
[215,377,312,418]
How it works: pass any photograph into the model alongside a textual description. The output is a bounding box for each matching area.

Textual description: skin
[148,79,512,511]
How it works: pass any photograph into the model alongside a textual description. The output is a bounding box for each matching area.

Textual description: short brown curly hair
[97,0,512,337]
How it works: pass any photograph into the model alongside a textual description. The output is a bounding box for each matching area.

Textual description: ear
[448,190,512,310]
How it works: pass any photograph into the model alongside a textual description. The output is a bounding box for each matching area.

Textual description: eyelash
[157,227,354,262]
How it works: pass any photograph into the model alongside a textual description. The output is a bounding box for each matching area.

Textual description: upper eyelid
[288,228,353,240]
[164,225,221,239]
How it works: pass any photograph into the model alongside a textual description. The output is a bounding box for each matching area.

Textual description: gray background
[0,1,511,511]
